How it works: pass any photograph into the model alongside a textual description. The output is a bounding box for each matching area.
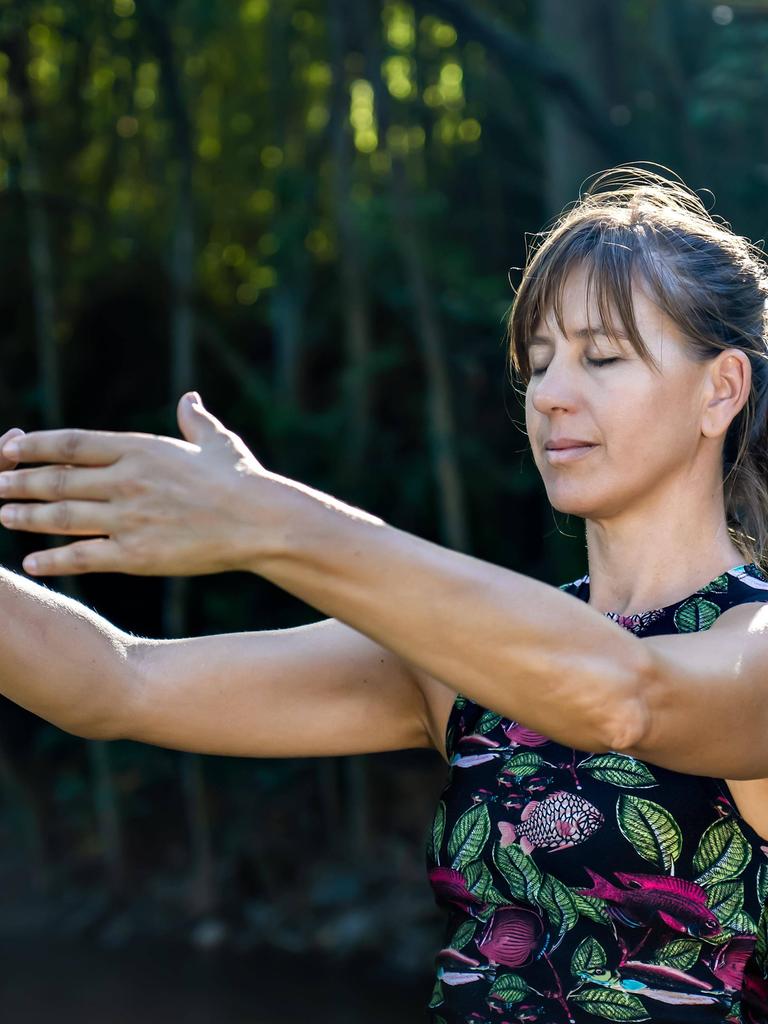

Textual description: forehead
[529,263,665,349]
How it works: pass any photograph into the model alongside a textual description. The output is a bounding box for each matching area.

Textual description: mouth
[544,444,598,464]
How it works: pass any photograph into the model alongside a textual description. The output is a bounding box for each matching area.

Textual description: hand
[0,393,280,576]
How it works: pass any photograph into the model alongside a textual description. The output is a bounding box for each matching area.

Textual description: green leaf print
[754,906,768,977]
[692,817,751,886]
[571,935,609,975]
[487,972,530,1003]
[580,753,657,788]
[570,986,651,1021]
[647,937,701,970]
[723,909,758,934]
[428,977,444,1009]
[449,919,477,951]
[699,573,729,594]
[447,803,491,870]
[673,597,720,632]
[538,873,579,938]
[465,860,507,906]
[616,794,683,872]
[706,879,745,927]
[493,841,543,905]
[430,1018,447,1024]
[571,890,614,927]
[427,800,446,864]
[757,861,768,904]
[501,751,545,779]
[476,710,502,734]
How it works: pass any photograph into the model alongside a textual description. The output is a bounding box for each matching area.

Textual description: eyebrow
[527,327,630,348]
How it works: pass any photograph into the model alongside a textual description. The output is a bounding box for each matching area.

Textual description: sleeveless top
[425,561,768,1024]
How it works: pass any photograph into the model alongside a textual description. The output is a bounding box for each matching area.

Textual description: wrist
[237,470,386,575]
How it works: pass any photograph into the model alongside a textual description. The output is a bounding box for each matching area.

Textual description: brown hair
[506,163,768,571]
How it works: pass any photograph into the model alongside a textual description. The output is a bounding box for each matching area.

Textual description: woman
[0,164,766,1021]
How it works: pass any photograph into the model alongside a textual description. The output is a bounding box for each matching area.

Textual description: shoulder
[708,598,768,634]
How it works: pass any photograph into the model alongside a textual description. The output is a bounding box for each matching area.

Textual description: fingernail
[3,442,20,458]
[24,556,38,573]
[189,391,201,404]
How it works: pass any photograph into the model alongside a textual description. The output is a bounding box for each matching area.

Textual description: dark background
[1,0,766,1019]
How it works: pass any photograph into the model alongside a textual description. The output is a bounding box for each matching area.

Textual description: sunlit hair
[506,162,768,570]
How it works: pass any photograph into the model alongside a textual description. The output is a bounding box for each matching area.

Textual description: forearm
[253,477,650,753]
[0,568,139,738]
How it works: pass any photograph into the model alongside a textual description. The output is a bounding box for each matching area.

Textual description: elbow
[79,638,148,742]
[602,642,655,754]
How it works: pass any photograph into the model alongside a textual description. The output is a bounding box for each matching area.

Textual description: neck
[584,483,744,616]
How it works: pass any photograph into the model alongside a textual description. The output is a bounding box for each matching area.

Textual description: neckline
[576,561,760,621]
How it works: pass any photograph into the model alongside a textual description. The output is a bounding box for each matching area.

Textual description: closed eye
[529,357,620,377]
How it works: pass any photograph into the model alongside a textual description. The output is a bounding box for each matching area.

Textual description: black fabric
[425,561,768,1023]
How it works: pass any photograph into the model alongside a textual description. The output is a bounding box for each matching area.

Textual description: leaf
[699,574,729,594]
[538,872,579,937]
[501,751,545,779]
[673,597,721,632]
[571,890,614,927]
[493,840,543,904]
[647,937,701,970]
[692,818,751,886]
[465,861,507,906]
[476,710,502,734]
[450,919,477,951]
[487,972,530,1003]
[571,935,608,975]
[570,986,651,1021]
[428,800,446,863]
[580,753,657,788]
[428,977,444,1009]
[706,880,744,926]
[725,909,757,934]
[757,861,768,905]
[616,794,682,871]
[447,803,491,870]
[754,906,768,977]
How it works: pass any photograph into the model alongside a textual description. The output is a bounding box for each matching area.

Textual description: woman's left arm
[0,394,650,756]
[617,604,768,780]
[249,475,649,756]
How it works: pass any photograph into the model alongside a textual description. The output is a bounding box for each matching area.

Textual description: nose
[529,354,581,415]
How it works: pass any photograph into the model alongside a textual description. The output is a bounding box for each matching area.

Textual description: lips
[545,441,595,450]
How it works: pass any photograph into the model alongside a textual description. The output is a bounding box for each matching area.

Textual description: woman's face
[524,262,716,520]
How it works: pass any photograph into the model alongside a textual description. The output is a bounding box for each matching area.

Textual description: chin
[545,487,604,518]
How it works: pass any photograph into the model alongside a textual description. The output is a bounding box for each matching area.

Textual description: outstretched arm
[0,395,648,757]
[619,602,768,780]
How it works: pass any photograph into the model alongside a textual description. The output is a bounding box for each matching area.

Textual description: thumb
[177,391,230,446]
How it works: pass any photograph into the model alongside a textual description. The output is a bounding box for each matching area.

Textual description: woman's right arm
[122,618,435,758]
[0,566,139,738]
[0,567,435,758]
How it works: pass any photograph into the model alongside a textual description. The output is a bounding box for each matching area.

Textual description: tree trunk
[140,1,217,919]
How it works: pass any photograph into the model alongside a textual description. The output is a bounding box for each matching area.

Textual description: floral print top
[425,561,768,1023]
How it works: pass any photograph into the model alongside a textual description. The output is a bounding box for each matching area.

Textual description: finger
[1,428,146,466]
[0,464,119,501]
[0,500,115,536]
[22,537,124,576]
[0,428,25,444]
[0,428,26,471]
